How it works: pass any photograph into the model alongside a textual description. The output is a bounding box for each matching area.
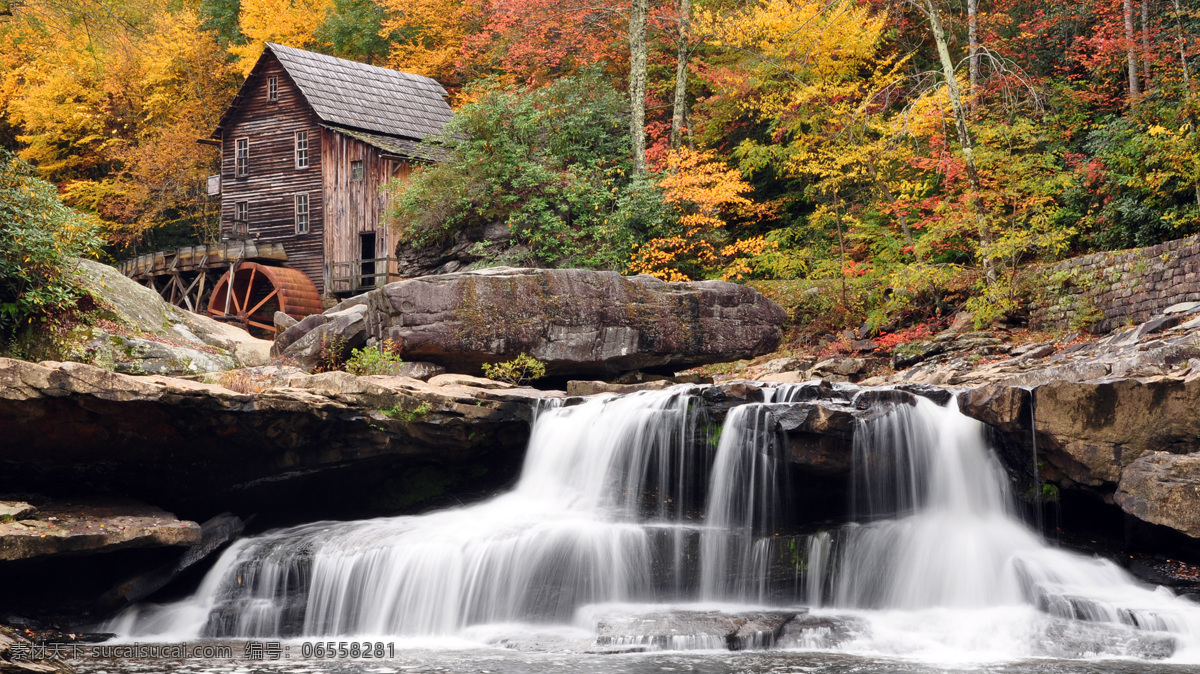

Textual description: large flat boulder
[0,358,552,524]
[1115,452,1200,538]
[280,267,786,376]
[960,377,1200,488]
[0,501,199,562]
[69,259,270,374]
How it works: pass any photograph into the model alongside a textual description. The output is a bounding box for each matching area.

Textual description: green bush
[345,339,405,375]
[481,353,547,385]
[0,150,102,342]
[386,71,659,269]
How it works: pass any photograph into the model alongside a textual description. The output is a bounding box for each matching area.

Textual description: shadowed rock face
[959,377,1200,490]
[1115,453,1200,538]
[0,358,548,525]
[279,267,787,376]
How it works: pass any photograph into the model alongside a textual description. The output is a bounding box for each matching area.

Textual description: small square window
[295,193,310,234]
[295,131,308,169]
[268,76,278,102]
[351,160,364,182]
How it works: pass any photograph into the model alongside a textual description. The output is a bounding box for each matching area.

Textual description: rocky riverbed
[4,261,1200,658]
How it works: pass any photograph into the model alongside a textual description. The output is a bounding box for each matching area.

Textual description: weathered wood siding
[322,129,413,287]
[220,52,326,293]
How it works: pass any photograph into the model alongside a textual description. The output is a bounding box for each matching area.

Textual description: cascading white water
[111,383,1200,663]
[113,389,723,639]
[801,395,1200,660]
[698,403,788,601]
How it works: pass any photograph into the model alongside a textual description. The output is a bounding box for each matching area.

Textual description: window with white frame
[351,160,364,182]
[295,193,310,234]
[235,138,248,177]
[295,131,309,169]
[268,76,278,102]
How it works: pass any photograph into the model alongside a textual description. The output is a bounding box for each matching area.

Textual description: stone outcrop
[961,376,1200,489]
[68,259,271,375]
[1114,453,1200,538]
[277,267,786,376]
[0,357,554,524]
[949,309,1200,539]
[0,501,199,562]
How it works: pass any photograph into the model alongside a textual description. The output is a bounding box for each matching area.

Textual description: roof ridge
[264,43,443,90]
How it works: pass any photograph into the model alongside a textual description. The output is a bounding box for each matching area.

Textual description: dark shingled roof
[321,126,449,162]
[265,43,452,141]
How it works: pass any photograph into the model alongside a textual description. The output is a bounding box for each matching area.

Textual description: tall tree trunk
[922,0,994,280]
[670,0,691,150]
[1171,0,1190,87]
[1125,0,1142,100]
[628,0,649,175]
[1142,0,1152,87]
[968,0,980,99]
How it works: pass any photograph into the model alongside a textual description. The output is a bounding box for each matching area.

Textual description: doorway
[360,232,376,288]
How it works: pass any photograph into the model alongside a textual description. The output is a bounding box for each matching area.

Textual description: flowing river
[88,385,1200,672]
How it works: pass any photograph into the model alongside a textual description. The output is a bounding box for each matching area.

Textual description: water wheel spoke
[242,267,258,315]
[246,318,275,332]
[246,288,279,318]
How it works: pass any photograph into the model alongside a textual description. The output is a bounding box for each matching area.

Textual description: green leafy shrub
[386,71,655,269]
[481,353,547,385]
[381,400,433,422]
[345,339,405,375]
[0,150,102,344]
[314,334,348,373]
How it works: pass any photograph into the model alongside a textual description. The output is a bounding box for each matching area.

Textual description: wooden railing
[118,241,287,278]
[325,258,404,294]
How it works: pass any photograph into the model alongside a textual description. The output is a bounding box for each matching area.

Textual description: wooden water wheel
[207,262,323,337]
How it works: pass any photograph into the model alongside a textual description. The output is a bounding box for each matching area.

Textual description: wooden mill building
[205,43,453,297]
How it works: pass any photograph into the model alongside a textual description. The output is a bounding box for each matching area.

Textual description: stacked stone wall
[1028,233,1200,333]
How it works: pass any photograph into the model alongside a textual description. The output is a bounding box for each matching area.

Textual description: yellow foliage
[378,0,470,84]
[628,149,769,281]
[231,0,335,75]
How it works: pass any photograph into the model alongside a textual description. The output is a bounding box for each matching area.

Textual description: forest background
[1,0,1198,349]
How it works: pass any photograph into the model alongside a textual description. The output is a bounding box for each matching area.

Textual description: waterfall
[115,389,717,639]
[113,384,1200,662]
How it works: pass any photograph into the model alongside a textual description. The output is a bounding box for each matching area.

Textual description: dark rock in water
[281,267,786,377]
[768,402,859,475]
[893,384,954,406]
[1116,452,1200,538]
[96,513,244,611]
[776,614,868,650]
[592,609,800,651]
[850,388,916,410]
[1035,619,1175,660]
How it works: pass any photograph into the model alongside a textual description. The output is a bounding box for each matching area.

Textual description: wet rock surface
[278,267,786,377]
[591,609,801,651]
[0,501,199,562]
